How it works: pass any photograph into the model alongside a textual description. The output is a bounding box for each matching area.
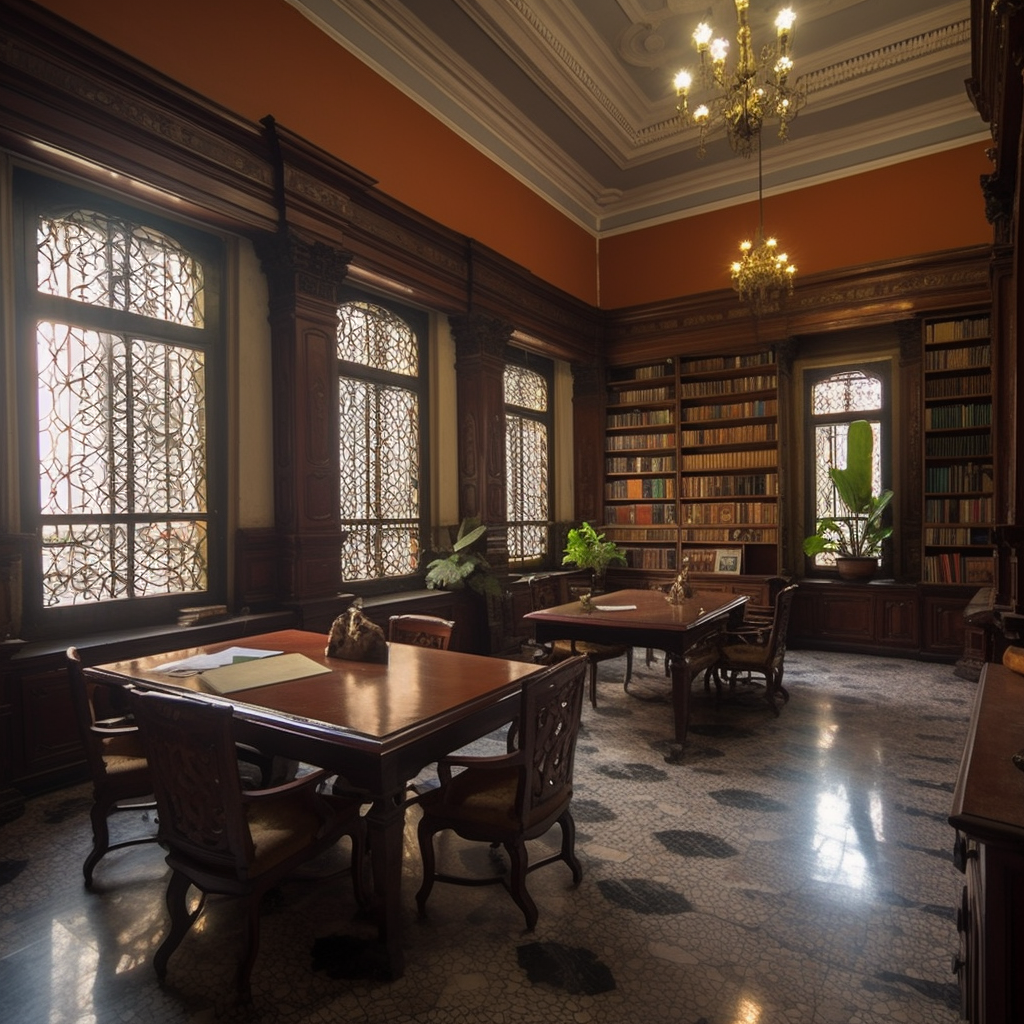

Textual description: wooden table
[524,587,746,751]
[86,629,542,979]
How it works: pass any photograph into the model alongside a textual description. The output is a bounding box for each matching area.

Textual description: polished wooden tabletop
[89,629,539,750]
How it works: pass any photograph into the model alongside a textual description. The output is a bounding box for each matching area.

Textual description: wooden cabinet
[790,580,967,658]
[922,312,996,586]
[949,662,1024,1023]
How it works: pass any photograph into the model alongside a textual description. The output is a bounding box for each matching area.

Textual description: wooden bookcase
[602,350,781,582]
[922,312,995,586]
[603,360,679,572]
[676,351,780,577]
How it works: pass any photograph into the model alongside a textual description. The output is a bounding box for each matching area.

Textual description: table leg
[668,652,692,746]
[364,791,407,979]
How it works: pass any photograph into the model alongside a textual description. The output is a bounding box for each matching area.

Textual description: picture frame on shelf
[964,555,996,586]
[714,548,742,574]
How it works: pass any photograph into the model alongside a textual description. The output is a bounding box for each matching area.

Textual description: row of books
[924,497,994,523]
[607,408,674,428]
[924,527,993,546]
[680,527,776,543]
[922,553,995,584]
[605,477,675,499]
[602,527,677,543]
[683,501,778,525]
[609,363,671,382]
[678,352,775,373]
[924,317,990,343]
[603,503,677,524]
[605,455,676,473]
[679,423,777,447]
[608,385,673,404]
[924,343,991,371]
[679,375,777,398]
[681,449,777,471]
[924,435,992,457]
[605,432,675,451]
[924,402,991,428]
[682,399,777,421]
[925,464,993,492]
[924,374,991,399]
[622,547,677,570]
[679,473,779,497]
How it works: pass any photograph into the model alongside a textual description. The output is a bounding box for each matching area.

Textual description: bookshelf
[922,312,995,585]
[677,351,780,576]
[603,360,679,571]
[602,351,781,580]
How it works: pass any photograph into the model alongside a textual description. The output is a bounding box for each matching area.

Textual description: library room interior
[2,2,1024,1023]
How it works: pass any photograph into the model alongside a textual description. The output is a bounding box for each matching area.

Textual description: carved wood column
[449,313,513,566]
[570,361,605,525]
[775,339,795,576]
[897,319,923,583]
[254,231,352,609]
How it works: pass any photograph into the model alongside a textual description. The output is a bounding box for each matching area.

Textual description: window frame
[504,347,554,568]
[335,287,430,586]
[803,359,893,577]
[12,168,227,636]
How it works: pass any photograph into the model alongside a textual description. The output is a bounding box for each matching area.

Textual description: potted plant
[425,518,501,598]
[803,419,893,581]
[562,521,626,593]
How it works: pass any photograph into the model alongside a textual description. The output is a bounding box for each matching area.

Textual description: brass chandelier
[730,141,796,316]
[673,1,804,159]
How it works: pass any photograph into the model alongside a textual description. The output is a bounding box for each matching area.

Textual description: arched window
[16,171,224,630]
[337,296,427,580]
[806,364,891,570]
[505,355,552,564]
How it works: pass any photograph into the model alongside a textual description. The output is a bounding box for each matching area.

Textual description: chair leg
[588,658,599,708]
[558,809,583,886]
[414,819,437,917]
[154,870,203,980]
[503,839,538,931]
[84,797,112,887]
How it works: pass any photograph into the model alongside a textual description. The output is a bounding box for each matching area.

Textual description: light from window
[337,302,422,580]
[505,363,549,562]
[34,211,209,607]
[810,370,884,567]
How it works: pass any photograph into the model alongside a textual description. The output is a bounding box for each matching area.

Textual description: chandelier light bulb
[693,22,713,49]
[710,37,729,63]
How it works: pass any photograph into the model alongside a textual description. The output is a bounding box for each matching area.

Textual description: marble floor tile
[0,648,971,1024]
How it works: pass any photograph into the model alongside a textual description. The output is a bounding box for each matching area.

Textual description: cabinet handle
[950,952,965,976]
[952,833,976,873]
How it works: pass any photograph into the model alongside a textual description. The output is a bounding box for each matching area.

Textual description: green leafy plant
[803,419,894,560]
[425,518,501,597]
[562,521,627,573]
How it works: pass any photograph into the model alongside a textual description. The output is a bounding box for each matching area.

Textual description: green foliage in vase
[562,521,627,573]
[425,518,501,597]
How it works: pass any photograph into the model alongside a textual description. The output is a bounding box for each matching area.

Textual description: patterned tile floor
[0,648,972,1023]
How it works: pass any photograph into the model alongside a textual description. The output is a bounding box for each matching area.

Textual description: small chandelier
[731,142,796,316]
[674,1,804,158]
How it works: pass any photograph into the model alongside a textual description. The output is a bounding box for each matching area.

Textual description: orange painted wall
[36,0,992,313]
[598,143,994,309]
[35,0,599,304]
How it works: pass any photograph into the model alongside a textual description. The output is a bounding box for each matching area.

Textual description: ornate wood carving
[571,361,606,524]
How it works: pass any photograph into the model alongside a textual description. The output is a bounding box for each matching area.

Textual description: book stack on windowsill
[178,604,229,627]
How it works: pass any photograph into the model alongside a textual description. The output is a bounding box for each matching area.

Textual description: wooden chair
[742,574,790,628]
[126,685,367,999]
[708,584,798,715]
[388,613,455,649]
[67,647,158,887]
[415,655,588,930]
[527,574,633,708]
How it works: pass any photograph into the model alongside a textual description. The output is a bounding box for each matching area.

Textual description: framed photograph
[964,556,996,586]
[714,548,742,574]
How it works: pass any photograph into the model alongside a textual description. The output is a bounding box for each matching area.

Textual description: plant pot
[836,556,879,582]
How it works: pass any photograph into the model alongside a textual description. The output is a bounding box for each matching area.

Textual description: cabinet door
[876,593,919,647]
[922,593,968,655]
[18,667,83,783]
[819,592,874,641]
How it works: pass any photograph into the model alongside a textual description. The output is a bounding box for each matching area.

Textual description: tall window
[337,296,427,580]
[505,354,552,564]
[15,172,224,628]
[806,363,890,569]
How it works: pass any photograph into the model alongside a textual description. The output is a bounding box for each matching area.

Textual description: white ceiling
[289,0,986,235]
